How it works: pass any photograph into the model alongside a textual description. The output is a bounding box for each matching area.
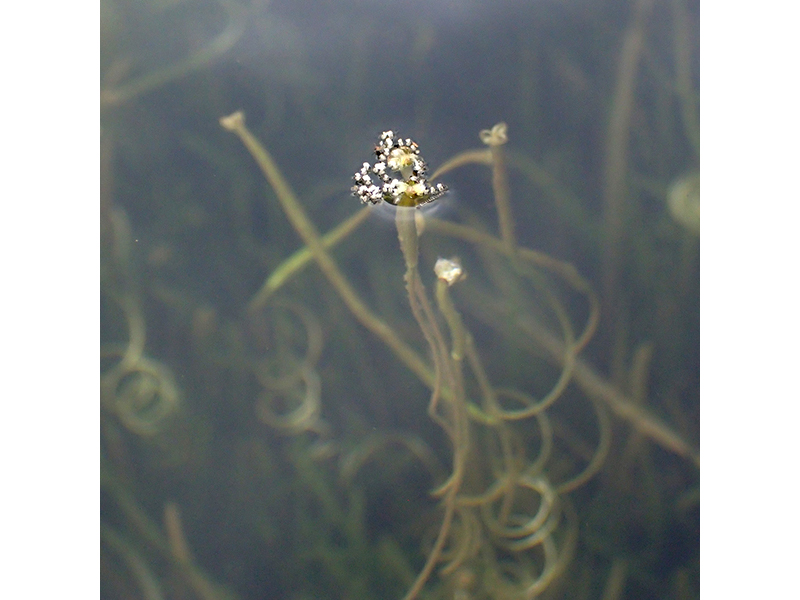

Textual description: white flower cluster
[352,131,448,208]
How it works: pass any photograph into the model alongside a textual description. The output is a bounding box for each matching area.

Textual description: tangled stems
[221,115,695,600]
[247,206,373,313]
[425,142,696,463]
[220,112,433,390]
[394,207,470,600]
[218,122,491,596]
[101,460,239,600]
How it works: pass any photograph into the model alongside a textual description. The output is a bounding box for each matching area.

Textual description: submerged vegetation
[101,0,699,599]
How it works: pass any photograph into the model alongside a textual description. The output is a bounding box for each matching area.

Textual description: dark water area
[101,0,699,598]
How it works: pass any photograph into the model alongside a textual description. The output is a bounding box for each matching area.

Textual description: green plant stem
[672,0,699,156]
[102,525,165,600]
[395,207,467,600]
[601,0,655,381]
[489,143,517,256]
[101,459,239,600]
[248,205,373,312]
[425,218,600,352]
[510,310,698,467]
[435,279,466,361]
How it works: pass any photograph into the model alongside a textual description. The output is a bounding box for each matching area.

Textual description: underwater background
[100,0,699,599]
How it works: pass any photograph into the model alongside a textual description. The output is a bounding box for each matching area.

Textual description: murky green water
[101,1,699,598]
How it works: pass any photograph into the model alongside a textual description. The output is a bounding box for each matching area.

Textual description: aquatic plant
[101,114,696,600]
[101,1,699,597]
[210,115,694,599]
